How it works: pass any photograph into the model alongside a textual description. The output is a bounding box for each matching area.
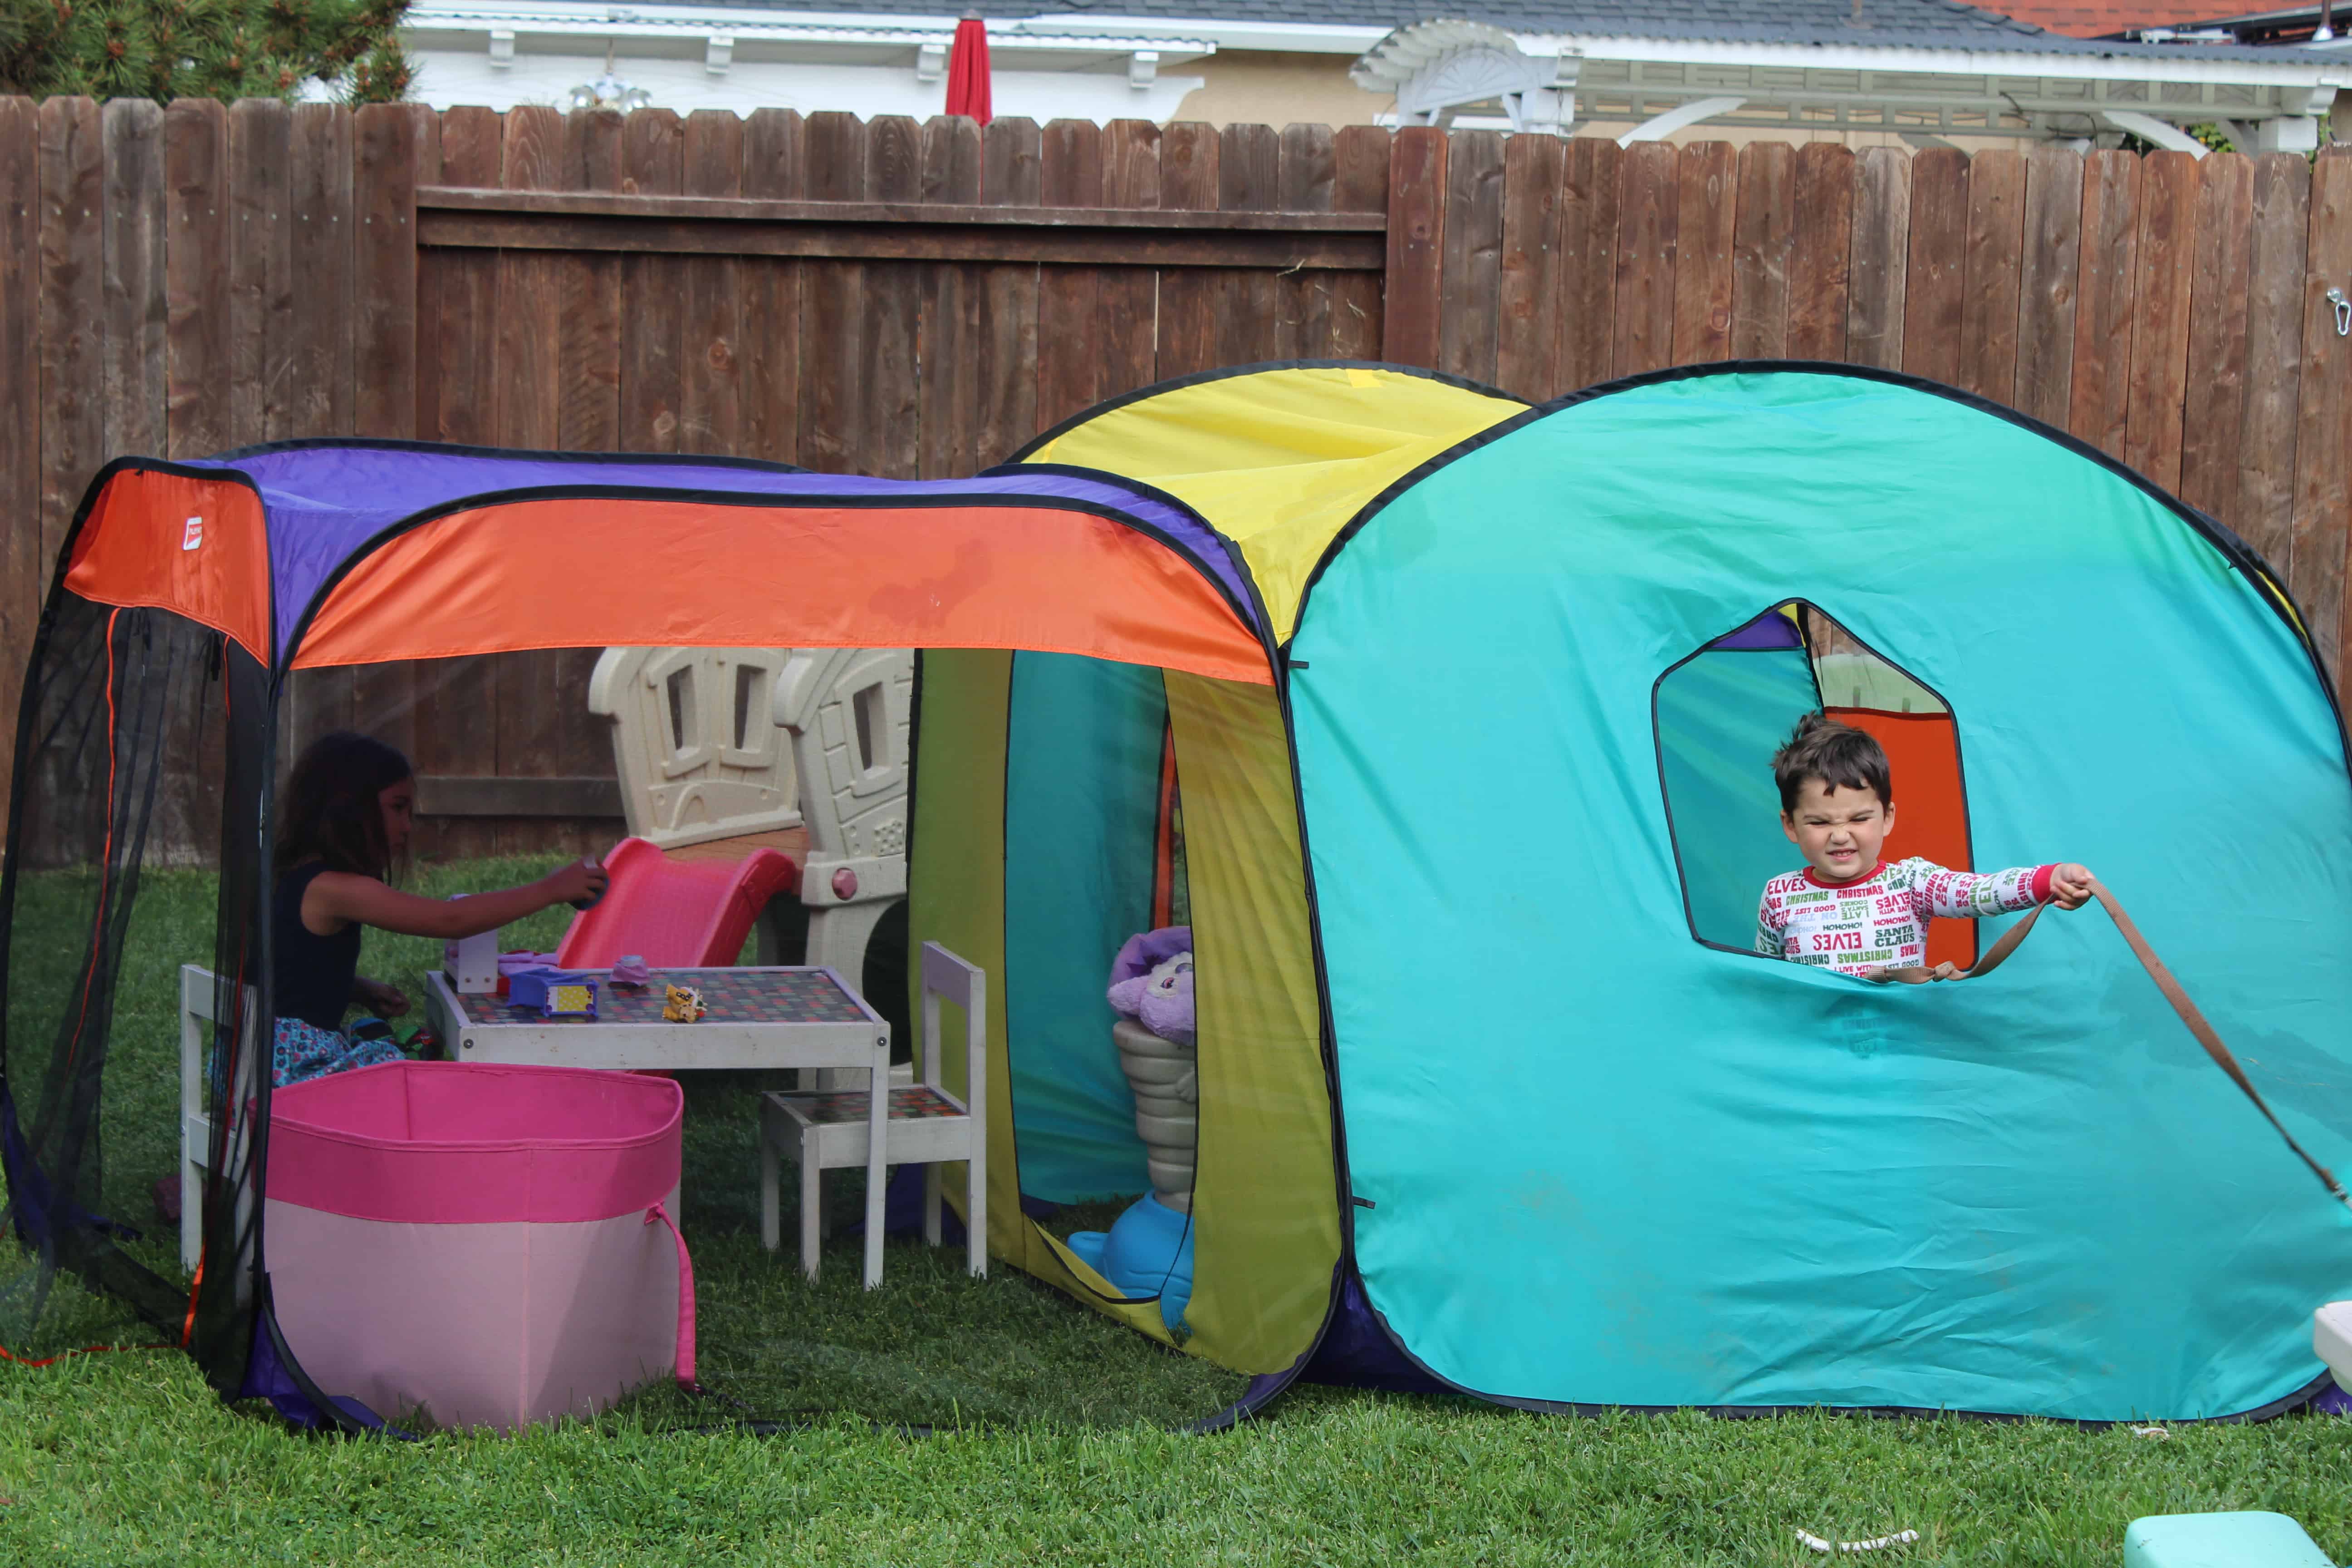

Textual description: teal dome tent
[1280,363,2352,1419]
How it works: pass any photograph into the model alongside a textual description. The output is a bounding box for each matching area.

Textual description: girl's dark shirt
[274,860,361,1032]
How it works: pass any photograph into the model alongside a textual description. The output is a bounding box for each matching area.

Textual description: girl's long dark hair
[275,731,414,880]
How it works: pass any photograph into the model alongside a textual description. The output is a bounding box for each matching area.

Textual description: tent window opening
[1654,603,1978,969]
[731,663,763,753]
[665,666,696,754]
[853,681,885,775]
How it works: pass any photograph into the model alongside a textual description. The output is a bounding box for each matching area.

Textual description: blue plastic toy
[2123,1512,2333,1568]
[506,967,597,1018]
[1066,1194,1194,1334]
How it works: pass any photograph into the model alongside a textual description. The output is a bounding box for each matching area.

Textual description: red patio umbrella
[945,11,992,124]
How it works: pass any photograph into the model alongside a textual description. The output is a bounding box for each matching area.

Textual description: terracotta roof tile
[1977,1,2257,36]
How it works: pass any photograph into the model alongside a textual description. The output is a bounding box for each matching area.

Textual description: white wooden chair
[758,942,986,1284]
[178,964,258,1273]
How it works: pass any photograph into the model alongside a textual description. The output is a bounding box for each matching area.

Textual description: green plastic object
[2122,1512,2333,1568]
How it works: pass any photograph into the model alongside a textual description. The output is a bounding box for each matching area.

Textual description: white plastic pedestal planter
[1112,1019,1196,1214]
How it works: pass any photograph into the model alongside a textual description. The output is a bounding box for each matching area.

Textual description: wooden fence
[2,98,2348,856]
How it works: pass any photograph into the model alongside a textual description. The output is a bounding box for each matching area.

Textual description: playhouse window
[1654,604,1978,968]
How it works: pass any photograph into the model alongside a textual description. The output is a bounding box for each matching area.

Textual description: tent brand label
[181,515,203,551]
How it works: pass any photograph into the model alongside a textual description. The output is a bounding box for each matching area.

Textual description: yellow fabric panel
[1162,670,1340,1373]
[906,649,1024,1268]
[1025,365,1525,641]
[903,649,1204,1349]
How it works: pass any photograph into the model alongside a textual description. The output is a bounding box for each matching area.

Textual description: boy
[1755,712,2094,982]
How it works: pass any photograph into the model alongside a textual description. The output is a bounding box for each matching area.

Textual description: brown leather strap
[1878,878,2351,1212]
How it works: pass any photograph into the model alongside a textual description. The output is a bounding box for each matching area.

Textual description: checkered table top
[451,967,871,1028]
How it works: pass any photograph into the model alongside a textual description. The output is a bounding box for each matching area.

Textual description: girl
[272,731,608,1087]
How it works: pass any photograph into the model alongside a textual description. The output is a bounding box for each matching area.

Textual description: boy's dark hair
[275,731,413,880]
[1772,712,1891,814]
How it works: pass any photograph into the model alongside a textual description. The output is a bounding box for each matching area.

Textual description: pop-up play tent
[4,361,2348,1428]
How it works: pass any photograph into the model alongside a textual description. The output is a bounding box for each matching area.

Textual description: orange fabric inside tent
[1829,706,1975,969]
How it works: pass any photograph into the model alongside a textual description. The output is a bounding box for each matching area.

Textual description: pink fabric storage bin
[266,1061,693,1433]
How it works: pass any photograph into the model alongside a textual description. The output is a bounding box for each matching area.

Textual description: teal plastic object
[1003,652,1161,1202]
[1065,1194,1195,1333]
[1291,368,2352,1417]
[2122,1512,2333,1568]
[1654,638,1822,947]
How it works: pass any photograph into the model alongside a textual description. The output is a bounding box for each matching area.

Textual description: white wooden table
[423,964,895,1286]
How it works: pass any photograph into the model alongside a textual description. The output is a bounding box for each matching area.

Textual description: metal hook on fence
[2329,287,2351,338]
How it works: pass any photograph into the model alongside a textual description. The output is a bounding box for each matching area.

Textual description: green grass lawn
[4,862,2352,1564]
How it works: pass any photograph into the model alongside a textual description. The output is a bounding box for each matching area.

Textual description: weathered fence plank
[1671,141,1735,365]
[354,104,422,442]
[1901,147,1967,385]
[0,97,39,823]
[1553,136,1619,394]
[1154,120,1220,382]
[1497,131,1563,400]
[1097,119,1162,398]
[973,116,1041,466]
[2069,149,2140,459]
[1845,147,1910,372]
[102,99,167,463]
[289,104,355,441]
[1216,121,1282,371]
[1730,141,1793,361]
[1383,126,1446,370]
[164,99,229,460]
[742,107,806,466]
[39,96,104,575]
[1037,117,1106,435]
[1330,124,1387,361]
[1439,128,1505,385]
[860,113,921,478]
[1787,143,1852,363]
[682,109,748,460]
[2014,146,2083,430]
[2290,150,2352,679]
[620,108,687,453]
[1613,140,1678,377]
[1957,148,2024,404]
[2175,152,2252,525]
[2123,150,2197,493]
[2235,153,2308,573]
[1278,122,1338,360]
[226,99,290,447]
[914,113,979,479]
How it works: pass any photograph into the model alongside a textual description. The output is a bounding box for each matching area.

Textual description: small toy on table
[540,980,598,1020]
[507,967,597,1018]
[611,954,652,988]
[662,984,706,1023]
[495,951,560,999]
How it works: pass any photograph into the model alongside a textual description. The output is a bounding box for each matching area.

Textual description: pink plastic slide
[266,1061,694,1433]
[556,835,799,970]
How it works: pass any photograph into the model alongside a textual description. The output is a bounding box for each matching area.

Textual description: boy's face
[1780,777,1894,884]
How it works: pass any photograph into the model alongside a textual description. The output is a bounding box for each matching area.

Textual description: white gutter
[405,7,1215,54]
[405,0,1388,53]
[1501,31,2352,86]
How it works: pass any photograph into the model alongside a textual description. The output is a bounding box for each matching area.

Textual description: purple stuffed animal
[1107,926,1196,1047]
